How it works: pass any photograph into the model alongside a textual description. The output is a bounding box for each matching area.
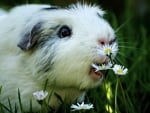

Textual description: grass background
[0,0,150,113]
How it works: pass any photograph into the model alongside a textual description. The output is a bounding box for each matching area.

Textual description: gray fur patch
[18,22,43,50]
[36,38,57,73]
[41,6,60,11]
[97,12,103,18]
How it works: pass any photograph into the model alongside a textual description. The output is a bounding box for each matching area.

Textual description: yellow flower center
[104,48,111,54]
[117,69,123,74]
[101,64,105,69]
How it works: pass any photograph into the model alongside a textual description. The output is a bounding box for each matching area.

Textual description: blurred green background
[0,0,150,113]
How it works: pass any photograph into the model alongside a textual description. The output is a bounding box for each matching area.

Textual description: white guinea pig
[0,3,117,112]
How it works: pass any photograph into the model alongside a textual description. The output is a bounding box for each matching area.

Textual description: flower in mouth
[90,41,128,80]
[91,62,112,72]
[33,90,48,101]
[97,43,118,56]
[71,102,94,111]
[112,64,128,75]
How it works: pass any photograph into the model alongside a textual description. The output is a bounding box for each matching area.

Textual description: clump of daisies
[93,43,128,75]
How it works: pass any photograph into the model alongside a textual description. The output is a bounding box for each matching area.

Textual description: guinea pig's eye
[58,25,72,38]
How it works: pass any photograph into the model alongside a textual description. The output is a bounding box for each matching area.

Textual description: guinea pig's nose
[98,39,107,46]
[99,40,105,45]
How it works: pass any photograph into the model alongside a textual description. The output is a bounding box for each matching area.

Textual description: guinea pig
[0,3,117,112]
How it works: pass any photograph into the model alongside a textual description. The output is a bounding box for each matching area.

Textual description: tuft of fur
[0,3,117,112]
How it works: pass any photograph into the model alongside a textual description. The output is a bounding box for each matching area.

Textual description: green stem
[119,79,128,113]
[115,77,119,113]
[108,54,115,66]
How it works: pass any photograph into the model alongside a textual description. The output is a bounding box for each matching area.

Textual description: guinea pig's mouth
[89,63,108,81]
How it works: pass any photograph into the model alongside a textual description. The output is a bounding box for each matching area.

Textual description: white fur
[0,3,117,112]
[0,9,7,21]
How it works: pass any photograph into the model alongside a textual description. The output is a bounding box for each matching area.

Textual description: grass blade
[18,89,24,113]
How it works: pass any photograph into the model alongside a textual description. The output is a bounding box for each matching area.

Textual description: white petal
[91,64,100,71]
[33,90,48,100]
[71,105,78,109]
[71,102,94,111]
[123,68,128,74]
[112,64,128,75]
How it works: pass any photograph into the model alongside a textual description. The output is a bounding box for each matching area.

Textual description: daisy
[112,64,128,75]
[97,43,118,56]
[71,102,94,111]
[91,62,112,72]
[33,90,48,101]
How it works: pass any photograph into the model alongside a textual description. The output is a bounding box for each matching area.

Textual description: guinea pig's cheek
[89,68,103,81]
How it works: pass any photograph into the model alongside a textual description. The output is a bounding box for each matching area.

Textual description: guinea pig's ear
[17,22,42,50]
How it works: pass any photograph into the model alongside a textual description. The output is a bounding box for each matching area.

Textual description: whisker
[117,40,131,44]
[118,45,140,50]
[117,39,139,50]
[118,41,131,44]
[117,39,133,43]
[116,36,135,42]
[115,18,131,33]
[117,52,133,61]
[117,40,132,45]
[114,57,125,65]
